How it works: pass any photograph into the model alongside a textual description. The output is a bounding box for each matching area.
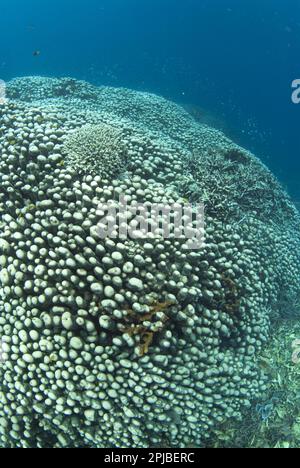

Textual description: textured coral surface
[0,77,299,448]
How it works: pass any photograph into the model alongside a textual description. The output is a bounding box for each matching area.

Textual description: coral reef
[0,76,299,448]
[179,147,299,223]
[62,123,127,178]
[207,320,300,448]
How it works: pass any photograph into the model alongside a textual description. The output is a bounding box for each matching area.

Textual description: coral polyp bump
[0,76,299,448]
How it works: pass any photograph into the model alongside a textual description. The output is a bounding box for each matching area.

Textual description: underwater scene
[0,0,300,451]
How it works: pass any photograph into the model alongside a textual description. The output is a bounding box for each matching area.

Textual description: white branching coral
[62,123,127,178]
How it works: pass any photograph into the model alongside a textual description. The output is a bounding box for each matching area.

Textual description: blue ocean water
[0,0,299,202]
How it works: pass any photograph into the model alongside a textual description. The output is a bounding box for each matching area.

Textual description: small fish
[33,50,41,57]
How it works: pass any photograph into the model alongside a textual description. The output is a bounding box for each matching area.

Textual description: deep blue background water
[0,0,299,202]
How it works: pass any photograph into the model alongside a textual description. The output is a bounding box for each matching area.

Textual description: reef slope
[0,77,299,448]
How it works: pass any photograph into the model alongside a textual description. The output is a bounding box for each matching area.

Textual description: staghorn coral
[178,146,298,224]
[122,301,173,356]
[62,123,127,178]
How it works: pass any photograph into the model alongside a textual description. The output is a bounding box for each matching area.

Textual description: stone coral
[0,77,299,448]
[62,123,127,178]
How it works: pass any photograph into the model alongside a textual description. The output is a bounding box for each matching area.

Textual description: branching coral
[179,146,298,225]
[122,301,174,356]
